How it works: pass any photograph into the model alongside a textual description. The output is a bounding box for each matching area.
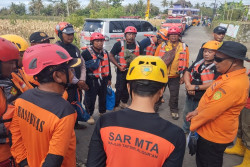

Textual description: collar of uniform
[221,68,247,80]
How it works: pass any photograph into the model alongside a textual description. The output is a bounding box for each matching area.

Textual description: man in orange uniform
[0,37,20,167]
[182,41,221,134]
[109,26,143,111]
[10,44,81,167]
[87,56,186,167]
[155,26,189,119]
[187,41,249,167]
[224,70,250,167]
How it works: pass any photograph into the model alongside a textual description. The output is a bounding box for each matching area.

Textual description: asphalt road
[75,26,243,167]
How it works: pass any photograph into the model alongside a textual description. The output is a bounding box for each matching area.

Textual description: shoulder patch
[213,91,222,100]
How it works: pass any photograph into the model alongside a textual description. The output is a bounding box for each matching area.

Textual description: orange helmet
[0,37,19,62]
[55,22,75,36]
[168,26,181,36]
[124,26,137,34]
[157,29,168,40]
[202,40,222,50]
[90,32,105,41]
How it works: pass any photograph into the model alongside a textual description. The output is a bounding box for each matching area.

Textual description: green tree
[68,0,80,13]
[10,3,26,15]
[161,0,168,11]
[41,4,54,16]
[29,0,44,15]
[0,7,10,15]
[109,0,123,7]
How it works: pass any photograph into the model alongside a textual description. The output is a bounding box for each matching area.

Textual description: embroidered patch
[141,65,152,76]
[213,91,222,100]
[10,87,17,96]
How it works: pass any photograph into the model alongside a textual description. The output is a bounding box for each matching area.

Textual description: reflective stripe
[87,47,110,78]
[178,43,188,72]
[157,42,166,57]
[145,37,156,55]
[191,58,215,84]
[118,40,140,67]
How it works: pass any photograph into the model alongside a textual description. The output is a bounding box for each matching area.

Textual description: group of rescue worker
[0,20,249,167]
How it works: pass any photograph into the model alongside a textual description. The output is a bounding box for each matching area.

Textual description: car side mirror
[161,22,164,24]
[153,27,157,31]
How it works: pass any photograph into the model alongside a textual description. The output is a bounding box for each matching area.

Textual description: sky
[0,0,249,11]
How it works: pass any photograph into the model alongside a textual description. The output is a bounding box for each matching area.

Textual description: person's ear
[127,83,130,95]
[53,71,64,83]
[159,87,165,97]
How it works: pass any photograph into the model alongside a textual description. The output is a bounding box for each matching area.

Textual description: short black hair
[34,63,67,84]
[129,80,165,97]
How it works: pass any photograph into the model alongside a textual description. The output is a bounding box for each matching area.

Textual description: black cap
[29,32,55,43]
[213,26,227,34]
[62,26,75,34]
[217,41,249,61]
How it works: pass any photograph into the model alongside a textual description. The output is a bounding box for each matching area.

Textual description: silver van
[80,18,157,51]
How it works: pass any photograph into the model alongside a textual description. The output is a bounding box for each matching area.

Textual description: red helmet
[55,22,75,36]
[22,44,74,76]
[0,37,19,62]
[90,32,105,41]
[168,26,181,36]
[124,26,137,34]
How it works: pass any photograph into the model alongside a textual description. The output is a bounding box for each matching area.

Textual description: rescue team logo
[213,91,222,100]
[101,127,175,160]
[141,65,153,76]
[10,87,17,96]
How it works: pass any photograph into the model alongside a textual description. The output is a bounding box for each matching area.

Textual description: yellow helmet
[126,56,168,83]
[0,34,29,52]
[202,40,222,50]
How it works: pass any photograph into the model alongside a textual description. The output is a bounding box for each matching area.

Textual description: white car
[80,18,157,51]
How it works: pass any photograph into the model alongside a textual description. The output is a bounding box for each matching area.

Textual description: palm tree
[161,0,168,11]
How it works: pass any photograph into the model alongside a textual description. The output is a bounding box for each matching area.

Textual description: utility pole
[213,0,217,20]
[66,0,70,16]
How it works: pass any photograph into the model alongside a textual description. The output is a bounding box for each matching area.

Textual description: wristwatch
[195,85,200,91]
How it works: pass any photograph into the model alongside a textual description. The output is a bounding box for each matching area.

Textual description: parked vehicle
[80,18,157,51]
[160,16,186,35]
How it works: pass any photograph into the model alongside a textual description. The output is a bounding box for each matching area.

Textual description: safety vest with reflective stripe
[157,42,167,57]
[191,59,215,84]
[118,40,140,68]
[145,37,156,55]
[0,87,14,145]
[87,47,110,78]
[178,43,188,74]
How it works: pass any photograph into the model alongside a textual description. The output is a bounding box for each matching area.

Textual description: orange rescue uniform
[10,88,77,167]
[190,68,249,144]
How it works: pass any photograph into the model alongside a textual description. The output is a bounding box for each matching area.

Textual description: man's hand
[186,109,198,122]
[179,76,184,84]
[118,65,126,72]
[77,80,89,91]
[187,90,195,96]
[108,80,111,86]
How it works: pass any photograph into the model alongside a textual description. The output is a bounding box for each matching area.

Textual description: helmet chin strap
[206,59,214,63]
[224,59,235,74]
[57,67,71,88]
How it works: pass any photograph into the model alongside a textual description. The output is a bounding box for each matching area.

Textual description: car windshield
[83,21,104,32]
[166,19,181,23]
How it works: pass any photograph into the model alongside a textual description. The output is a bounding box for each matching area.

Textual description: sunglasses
[214,55,232,63]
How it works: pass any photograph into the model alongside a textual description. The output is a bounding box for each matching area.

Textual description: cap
[213,26,227,34]
[62,26,75,34]
[217,41,249,61]
[29,32,55,43]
